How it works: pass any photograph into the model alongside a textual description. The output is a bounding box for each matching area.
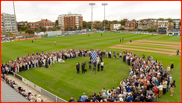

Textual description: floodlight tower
[102,3,108,32]
[13,1,19,37]
[89,3,95,31]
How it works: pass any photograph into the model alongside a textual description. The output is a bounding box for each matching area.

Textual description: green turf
[1,33,181,102]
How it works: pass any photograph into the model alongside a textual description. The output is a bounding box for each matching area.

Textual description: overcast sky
[1,1,181,22]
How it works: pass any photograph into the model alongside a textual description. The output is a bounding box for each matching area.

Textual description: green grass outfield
[1,33,181,102]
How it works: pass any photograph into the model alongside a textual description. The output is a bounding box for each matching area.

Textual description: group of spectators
[69,50,176,102]
[1,74,43,102]
[1,48,176,102]
[1,48,115,75]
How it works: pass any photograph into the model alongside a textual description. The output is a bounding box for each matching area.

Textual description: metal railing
[10,72,67,102]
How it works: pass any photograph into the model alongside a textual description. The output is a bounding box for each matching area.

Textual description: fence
[2,30,180,43]
[11,72,67,102]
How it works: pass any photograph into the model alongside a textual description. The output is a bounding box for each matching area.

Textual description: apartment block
[1,13,17,33]
[173,19,181,29]
[58,13,83,30]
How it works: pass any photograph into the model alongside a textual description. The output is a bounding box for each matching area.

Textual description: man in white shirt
[101,61,104,71]
[37,95,41,102]
[96,56,100,64]
[162,79,167,95]
[158,83,163,98]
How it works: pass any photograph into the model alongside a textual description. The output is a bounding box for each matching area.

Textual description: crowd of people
[76,56,104,74]
[1,48,115,75]
[1,74,43,102]
[69,50,176,102]
[1,48,176,102]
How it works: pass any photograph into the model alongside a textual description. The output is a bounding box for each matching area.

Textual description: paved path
[6,74,55,102]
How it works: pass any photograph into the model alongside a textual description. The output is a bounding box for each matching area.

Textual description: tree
[112,20,118,24]
[35,29,41,35]
[21,26,28,31]
[157,18,165,21]
[96,21,100,23]
[55,20,58,26]
[132,19,136,21]
[146,28,153,32]
[25,29,34,35]
[41,27,47,35]
[166,18,173,22]
[105,27,110,30]
[120,20,127,25]
[56,26,61,30]
[83,21,87,29]
[153,29,156,32]
[52,28,56,31]
[74,26,77,30]
[86,22,91,29]
[79,25,82,30]
[94,26,103,30]
[34,28,39,31]
[102,20,109,24]
[65,26,72,31]
[48,27,53,31]
[119,27,125,30]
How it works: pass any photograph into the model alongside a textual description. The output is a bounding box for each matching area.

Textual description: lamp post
[102,3,108,32]
[13,1,19,37]
[89,3,95,31]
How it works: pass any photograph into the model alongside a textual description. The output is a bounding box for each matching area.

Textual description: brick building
[152,20,174,30]
[28,22,40,29]
[39,19,54,29]
[124,20,137,30]
[27,19,53,30]
[17,21,28,31]
[58,13,83,30]
[138,19,153,30]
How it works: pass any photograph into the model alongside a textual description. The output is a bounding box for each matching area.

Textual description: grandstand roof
[1,80,29,102]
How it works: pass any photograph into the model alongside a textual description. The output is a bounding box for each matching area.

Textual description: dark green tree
[86,22,91,29]
[112,20,118,24]
[41,27,47,35]
[96,21,100,23]
[157,18,165,21]
[105,27,110,30]
[119,27,125,30]
[166,18,173,22]
[79,25,82,30]
[56,26,61,30]
[102,20,109,24]
[52,28,56,31]
[21,26,29,31]
[83,21,87,29]
[153,29,156,32]
[48,27,53,31]
[74,26,77,30]
[120,20,127,25]
[146,28,153,32]
[55,20,58,26]
[25,29,34,35]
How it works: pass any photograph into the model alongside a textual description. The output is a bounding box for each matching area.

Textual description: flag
[91,51,98,63]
